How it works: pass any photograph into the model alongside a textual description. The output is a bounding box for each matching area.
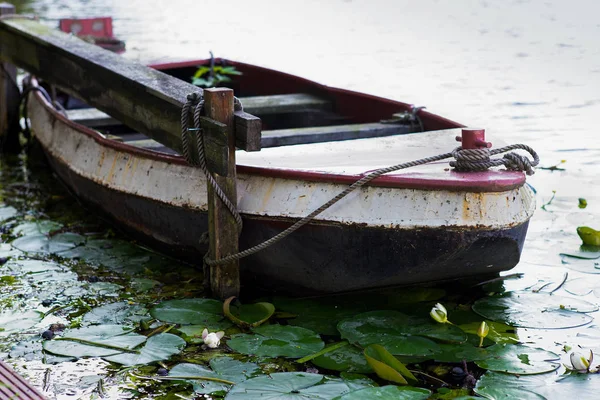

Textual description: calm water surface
[4,0,600,398]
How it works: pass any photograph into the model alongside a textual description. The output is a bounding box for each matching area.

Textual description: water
[3,0,600,398]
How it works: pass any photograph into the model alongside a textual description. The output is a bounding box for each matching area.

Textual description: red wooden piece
[59,17,114,38]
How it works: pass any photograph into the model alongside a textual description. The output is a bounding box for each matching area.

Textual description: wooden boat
[23,58,535,294]
[59,17,125,53]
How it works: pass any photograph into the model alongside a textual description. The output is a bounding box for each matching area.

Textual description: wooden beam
[0,17,261,155]
[204,88,240,300]
[240,93,330,115]
[261,122,414,147]
[0,3,20,152]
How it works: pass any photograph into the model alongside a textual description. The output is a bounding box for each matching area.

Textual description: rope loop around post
[450,144,539,175]
[180,92,243,237]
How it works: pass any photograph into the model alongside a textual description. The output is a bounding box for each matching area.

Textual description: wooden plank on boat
[261,122,414,147]
[240,93,330,115]
[0,360,47,400]
[121,121,415,151]
[204,88,240,299]
[66,108,118,127]
[0,17,261,153]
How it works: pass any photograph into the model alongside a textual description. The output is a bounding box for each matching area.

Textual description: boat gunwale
[28,71,525,192]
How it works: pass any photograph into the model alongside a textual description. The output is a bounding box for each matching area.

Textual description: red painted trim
[29,65,524,192]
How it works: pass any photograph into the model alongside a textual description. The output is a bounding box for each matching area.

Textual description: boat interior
[45,58,462,157]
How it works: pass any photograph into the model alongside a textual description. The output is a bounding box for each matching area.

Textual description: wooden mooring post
[203,88,240,299]
[0,2,20,152]
[0,11,262,299]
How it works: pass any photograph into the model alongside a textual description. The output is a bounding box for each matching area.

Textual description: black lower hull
[46,150,529,295]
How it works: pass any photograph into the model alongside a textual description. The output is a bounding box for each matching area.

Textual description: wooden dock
[0,361,46,400]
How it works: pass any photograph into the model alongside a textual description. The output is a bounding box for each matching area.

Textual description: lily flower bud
[477,321,489,347]
[430,303,449,324]
[570,350,593,373]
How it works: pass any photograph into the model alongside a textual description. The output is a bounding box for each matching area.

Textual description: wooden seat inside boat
[65,91,418,153]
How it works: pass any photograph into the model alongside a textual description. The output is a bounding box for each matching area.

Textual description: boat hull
[27,83,535,294]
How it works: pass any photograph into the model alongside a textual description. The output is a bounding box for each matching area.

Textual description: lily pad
[0,310,43,335]
[43,325,147,358]
[474,344,560,375]
[273,297,368,336]
[313,344,373,374]
[130,278,161,292]
[82,302,149,325]
[227,325,324,358]
[364,344,417,384]
[458,320,518,344]
[475,371,600,400]
[472,292,596,328]
[560,245,600,259]
[224,297,275,328]
[561,255,600,274]
[12,233,85,254]
[225,372,370,400]
[12,220,63,236]
[564,277,600,297]
[104,333,186,366]
[150,298,230,329]
[434,343,492,363]
[170,356,261,394]
[0,205,17,222]
[177,323,234,343]
[333,385,430,400]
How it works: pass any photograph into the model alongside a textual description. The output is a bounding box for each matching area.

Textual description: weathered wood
[198,116,229,176]
[0,360,47,400]
[241,93,330,115]
[204,88,239,300]
[234,110,261,151]
[261,122,415,147]
[0,18,260,156]
[0,3,20,152]
[65,108,118,127]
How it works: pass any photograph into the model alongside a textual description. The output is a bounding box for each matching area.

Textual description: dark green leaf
[474,344,560,375]
[227,325,324,358]
[104,333,186,366]
[333,385,430,400]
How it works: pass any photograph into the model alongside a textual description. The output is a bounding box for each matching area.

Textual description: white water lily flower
[570,350,593,373]
[430,303,449,324]
[201,328,225,349]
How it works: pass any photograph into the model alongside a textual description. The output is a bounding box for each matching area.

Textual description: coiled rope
[180,92,244,234]
[180,94,539,267]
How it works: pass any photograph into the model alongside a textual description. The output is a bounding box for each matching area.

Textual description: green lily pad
[333,385,430,400]
[12,233,85,254]
[150,298,230,329]
[475,371,600,400]
[313,344,373,374]
[104,333,186,366]
[82,302,149,325]
[130,278,161,292]
[577,227,600,246]
[0,310,43,335]
[564,277,600,297]
[12,220,63,236]
[43,325,147,358]
[273,297,368,336]
[225,372,370,400]
[561,255,600,274]
[560,245,600,259]
[227,325,324,358]
[472,292,596,328]
[364,344,417,385]
[170,357,261,394]
[458,320,518,344]
[0,206,17,222]
[224,298,275,328]
[474,344,560,375]
[434,343,492,363]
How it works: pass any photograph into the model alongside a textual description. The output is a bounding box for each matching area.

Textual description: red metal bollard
[455,128,492,149]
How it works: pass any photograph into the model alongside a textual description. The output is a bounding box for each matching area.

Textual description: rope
[20,84,67,137]
[203,142,538,266]
[451,144,539,175]
[180,93,243,233]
